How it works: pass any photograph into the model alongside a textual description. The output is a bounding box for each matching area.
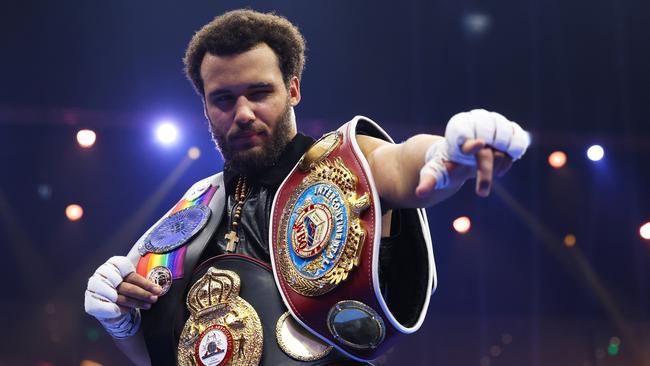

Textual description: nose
[233,96,255,128]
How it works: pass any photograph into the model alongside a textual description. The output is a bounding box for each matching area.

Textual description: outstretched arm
[358,109,529,210]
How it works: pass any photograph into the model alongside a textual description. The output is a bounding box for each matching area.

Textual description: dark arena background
[1,1,649,365]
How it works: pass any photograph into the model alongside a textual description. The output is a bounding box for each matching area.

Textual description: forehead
[200,43,284,93]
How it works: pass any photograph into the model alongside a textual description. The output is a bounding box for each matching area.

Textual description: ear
[288,76,301,107]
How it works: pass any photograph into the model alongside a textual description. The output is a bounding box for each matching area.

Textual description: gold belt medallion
[277,154,371,297]
[177,268,263,366]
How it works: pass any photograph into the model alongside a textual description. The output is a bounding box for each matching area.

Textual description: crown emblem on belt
[178,268,263,366]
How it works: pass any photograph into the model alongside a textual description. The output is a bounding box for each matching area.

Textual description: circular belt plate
[142,205,211,254]
[147,266,172,296]
[276,312,332,361]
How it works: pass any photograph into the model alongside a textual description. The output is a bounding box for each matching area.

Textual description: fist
[417,109,530,197]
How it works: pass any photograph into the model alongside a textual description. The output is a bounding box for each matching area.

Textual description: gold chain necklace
[224,176,249,252]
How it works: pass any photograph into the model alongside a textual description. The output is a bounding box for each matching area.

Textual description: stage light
[587,145,604,161]
[66,204,83,221]
[155,121,179,145]
[77,129,96,148]
[548,151,567,169]
[640,222,650,240]
[453,216,471,234]
[37,184,52,200]
[81,360,103,366]
[501,333,513,345]
[564,234,576,247]
[462,13,491,35]
[188,146,201,160]
[607,343,619,356]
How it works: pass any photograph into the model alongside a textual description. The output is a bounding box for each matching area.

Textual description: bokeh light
[80,360,104,366]
[548,151,567,169]
[564,234,577,247]
[155,121,179,145]
[453,216,471,234]
[65,204,84,221]
[640,222,650,240]
[188,146,201,160]
[587,145,604,161]
[77,129,96,148]
[462,13,491,35]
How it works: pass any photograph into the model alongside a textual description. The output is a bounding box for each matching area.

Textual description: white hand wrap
[420,139,451,190]
[445,109,530,166]
[420,109,530,190]
[84,256,141,338]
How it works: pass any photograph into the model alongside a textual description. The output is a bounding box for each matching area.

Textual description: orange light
[564,234,576,247]
[188,146,201,160]
[640,222,650,240]
[453,216,471,234]
[66,204,84,221]
[81,360,104,366]
[77,129,96,148]
[548,151,567,169]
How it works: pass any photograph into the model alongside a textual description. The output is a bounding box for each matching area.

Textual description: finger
[123,272,163,295]
[475,147,494,197]
[116,294,154,310]
[461,139,486,156]
[85,290,122,319]
[117,281,159,303]
[415,172,437,198]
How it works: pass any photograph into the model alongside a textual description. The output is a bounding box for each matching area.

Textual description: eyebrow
[208,82,274,98]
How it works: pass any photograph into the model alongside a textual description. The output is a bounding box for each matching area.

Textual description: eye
[248,89,271,101]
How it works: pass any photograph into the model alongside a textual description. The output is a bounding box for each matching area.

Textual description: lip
[229,131,263,147]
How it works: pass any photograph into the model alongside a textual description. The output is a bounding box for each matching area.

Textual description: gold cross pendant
[225,230,239,252]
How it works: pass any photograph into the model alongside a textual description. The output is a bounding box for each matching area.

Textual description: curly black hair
[183,9,306,96]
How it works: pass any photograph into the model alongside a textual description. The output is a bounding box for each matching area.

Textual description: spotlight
[640,222,650,240]
[453,216,471,234]
[587,145,604,161]
[77,129,96,148]
[187,146,201,160]
[65,204,84,221]
[155,121,179,145]
[462,13,491,35]
[548,151,567,169]
[564,234,576,247]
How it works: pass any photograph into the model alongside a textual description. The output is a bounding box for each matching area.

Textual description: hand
[84,256,162,338]
[416,109,529,198]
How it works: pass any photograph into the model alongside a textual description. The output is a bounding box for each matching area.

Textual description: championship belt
[270,116,437,362]
[177,255,354,366]
[177,266,263,365]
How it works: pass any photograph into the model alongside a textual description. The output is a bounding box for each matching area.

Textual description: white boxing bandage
[445,109,530,166]
[420,109,530,190]
[84,256,141,338]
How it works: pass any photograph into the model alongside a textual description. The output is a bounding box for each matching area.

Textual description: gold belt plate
[177,268,263,366]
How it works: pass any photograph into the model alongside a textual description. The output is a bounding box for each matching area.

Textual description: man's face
[200,43,301,175]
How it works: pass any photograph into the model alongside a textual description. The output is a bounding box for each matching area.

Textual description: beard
[209,101,294,176]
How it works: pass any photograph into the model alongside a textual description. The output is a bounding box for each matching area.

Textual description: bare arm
[357,134,512,209]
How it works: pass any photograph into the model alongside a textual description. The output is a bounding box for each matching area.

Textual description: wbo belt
[177,254,361,366]
[270,117,437,362]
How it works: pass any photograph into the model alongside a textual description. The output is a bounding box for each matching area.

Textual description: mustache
[226,124,267,139]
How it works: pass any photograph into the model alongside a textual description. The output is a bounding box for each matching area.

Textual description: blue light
[587,145,604,161]
[155,121,179,145]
